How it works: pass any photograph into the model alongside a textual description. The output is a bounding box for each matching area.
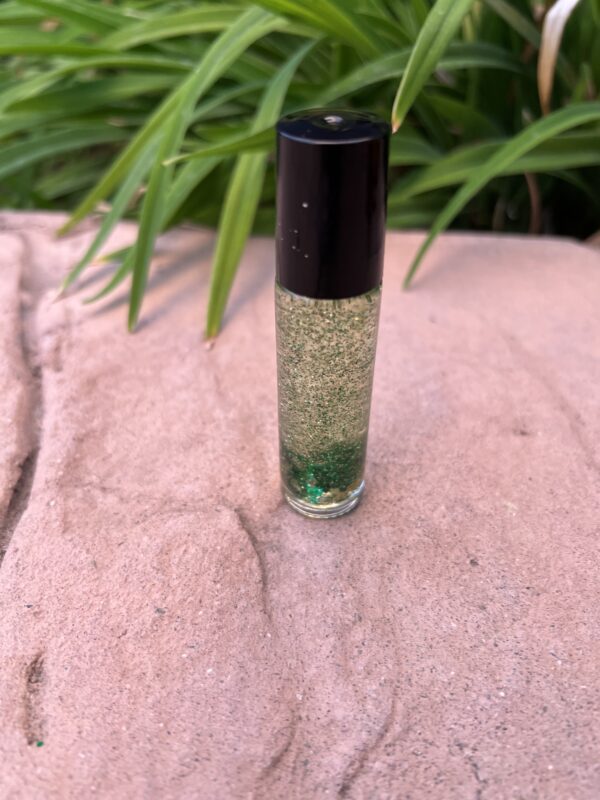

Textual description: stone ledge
[0,212,599,799]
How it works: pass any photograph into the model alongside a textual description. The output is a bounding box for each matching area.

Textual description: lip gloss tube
[275,109,389,518]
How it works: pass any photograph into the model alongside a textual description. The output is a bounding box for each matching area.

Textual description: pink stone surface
[0,212,599,799]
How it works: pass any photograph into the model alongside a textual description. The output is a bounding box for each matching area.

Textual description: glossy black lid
[276,109,390,299]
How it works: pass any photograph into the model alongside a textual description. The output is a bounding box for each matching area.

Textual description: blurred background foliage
[0,0,599,334]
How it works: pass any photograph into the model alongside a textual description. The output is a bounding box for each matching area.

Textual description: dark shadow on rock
[87,239,215,320]
[402,233,533,292]
[133,279,203,333]
[221,242,274,332]
[72,257,132,295]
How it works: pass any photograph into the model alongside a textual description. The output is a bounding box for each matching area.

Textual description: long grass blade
[389,129,441,166]
[17,0,128,33]
[0,3,42,24]
[410,0,431,27]
[0,126,128,181]
[60,141,157,293]
[35,160,103,200]
[127,93,191,330]
[168,128,274,164]
[393,131,600,199]
[0,36,112,57]
[403,102,600,287]
[321,41,519,103]
[0,54,187,115]
[127,7,287,330]
[12,73,177,114]
[387,207,439,228]
[205,41,314,338]
[391,0,477,131]
[61,14,286,237]
[164,159,222,228]
[425,92,501,138]
[86,156,222,303]
[80,90,260,303]
[101,6,243,50]
[3,0,598,336]
[483,0,574,87]
[251,0,379,55]
[482,0,541,46]
[358,11,412,47]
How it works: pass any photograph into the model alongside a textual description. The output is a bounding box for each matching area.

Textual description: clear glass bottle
[275,110,389,518]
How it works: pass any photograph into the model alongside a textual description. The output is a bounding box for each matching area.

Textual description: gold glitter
[275,282,381,512]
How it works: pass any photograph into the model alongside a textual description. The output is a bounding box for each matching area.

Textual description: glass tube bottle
[275,110,390,518]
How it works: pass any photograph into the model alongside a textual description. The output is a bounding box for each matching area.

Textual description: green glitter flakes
[280,440,365,504]
[276,282,381,510]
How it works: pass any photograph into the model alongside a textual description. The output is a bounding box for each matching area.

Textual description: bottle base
[283,481,365,519]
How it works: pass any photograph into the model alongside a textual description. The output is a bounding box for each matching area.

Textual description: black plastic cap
[276,109,390,299]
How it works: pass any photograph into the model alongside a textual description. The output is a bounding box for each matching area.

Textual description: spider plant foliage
[1,0,599,335]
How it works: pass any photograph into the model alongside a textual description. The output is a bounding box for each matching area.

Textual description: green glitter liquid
[275,282,381,518]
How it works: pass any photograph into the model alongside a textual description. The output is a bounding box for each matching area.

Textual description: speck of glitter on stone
[302,202,309,208]
[36,741,44,747]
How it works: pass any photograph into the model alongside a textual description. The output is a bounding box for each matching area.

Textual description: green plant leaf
[78,88,261,303]
[321,42,521,103]
[0,33,112,57]
[185,85,266,130]
[85,157,222,303]
[101,5,243,50]
[0,3,42,24]
[483,0,574,88]
[0,126,128,182]
[3,0,599,336]
[410,0,431,27]
[61,14,286,237]
[403,102,600,287]
[60,141,157,294]
[393,131,600,199]
[205,40,314,338]
[55,88,190,235]
[164,159,222,227]
[358,11,412,47]
[167,127,274,164]
[127,94,191,330]
[127,7,287,330]
[387,207,439,228]
[35,159,103,200]
[17,0,128,33]
[0,55,188,115]
[482,0,541,47]
[391,0,477,131]
[425,92,501,138]
[251,0,379,55]
[11,72,177,115]
[389,128,441,165]
[318,48,410,101]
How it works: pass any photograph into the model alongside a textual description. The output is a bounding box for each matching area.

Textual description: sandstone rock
[0,213,598,799]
